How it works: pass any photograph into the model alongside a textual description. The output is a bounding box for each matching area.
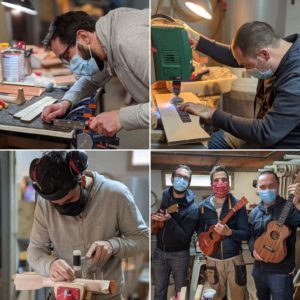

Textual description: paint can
[1,49,25,82]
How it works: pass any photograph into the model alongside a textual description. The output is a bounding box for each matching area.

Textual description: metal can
[1,49,25,82]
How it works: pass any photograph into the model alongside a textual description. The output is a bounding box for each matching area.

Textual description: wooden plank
[194,285,204,300]
[154,92,210,145]
[20,98,57,122]
[0,84,45,97]
[54,74,76,86]
[179,287,187,300]
[14,96,56,119]
[13,272,116,294]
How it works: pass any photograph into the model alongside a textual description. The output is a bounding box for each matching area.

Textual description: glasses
[59,45,71,65]
[174,174,190,181]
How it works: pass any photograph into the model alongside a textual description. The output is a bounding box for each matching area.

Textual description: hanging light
[1,0,37,15]
[185,0,212,20]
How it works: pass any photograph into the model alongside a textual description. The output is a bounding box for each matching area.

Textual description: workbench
[0,88,74,149]
[151,81,221,149]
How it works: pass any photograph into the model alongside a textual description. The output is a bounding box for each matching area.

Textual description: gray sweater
[64,8,149,131]
[27,171,149,299]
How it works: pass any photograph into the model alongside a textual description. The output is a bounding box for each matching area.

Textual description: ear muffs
[67,151,88,176]
[29,158,41,183]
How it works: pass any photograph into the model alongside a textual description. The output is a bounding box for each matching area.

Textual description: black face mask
[52,186,88,216]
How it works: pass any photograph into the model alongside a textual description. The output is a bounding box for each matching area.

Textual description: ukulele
[198,196,248,256]
[151,203,179,235]
[254,192,295,263]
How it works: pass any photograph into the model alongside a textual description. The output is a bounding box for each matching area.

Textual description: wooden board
[14,272,116,294]
[0,84,45,97]
[154,92,210,145]
[14,96,57,122]
[54,74,76,86]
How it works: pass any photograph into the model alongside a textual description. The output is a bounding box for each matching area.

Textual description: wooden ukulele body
[254,220,291,263]
[198,225,224,256]
[151,219,165,235]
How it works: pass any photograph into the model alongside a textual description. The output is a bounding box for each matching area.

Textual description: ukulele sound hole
[209,232,214,240]
[270,230,280,240]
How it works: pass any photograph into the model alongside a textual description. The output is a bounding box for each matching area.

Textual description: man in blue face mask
[248,170,300,300]
[41,9,149,138]
[179,21,300,149]
[151,165,199,300]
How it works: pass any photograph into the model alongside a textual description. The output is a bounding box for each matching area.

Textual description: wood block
[0,84,45,97]
[154,92,210,145]
[50,67,72,76]
[54,74,76,86]
[194,285,204,300]
[179,286,187,300]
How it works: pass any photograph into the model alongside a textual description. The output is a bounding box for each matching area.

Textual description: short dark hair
[43,11,97,48]
[258,170,280,184]
[210,165,229,183]
[172,164,192,179]
[232,21,280,57]
[35,151,79,194]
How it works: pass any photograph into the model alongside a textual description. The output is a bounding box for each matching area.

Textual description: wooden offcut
[0,84,45,97]
[14,96,57,122]
[14,272,116,294]
[54,74,76,86]
[154,92,210,145]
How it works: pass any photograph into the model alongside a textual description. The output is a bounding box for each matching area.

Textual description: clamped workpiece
[55,95,120,149]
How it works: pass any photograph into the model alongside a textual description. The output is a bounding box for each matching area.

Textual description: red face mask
[212,181,229,198]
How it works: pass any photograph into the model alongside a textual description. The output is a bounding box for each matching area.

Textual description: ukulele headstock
[166,203,179,214]
[235,196,248,210]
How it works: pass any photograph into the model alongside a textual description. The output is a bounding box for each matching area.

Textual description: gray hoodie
[27,171,149,299]
[64,8,149,131]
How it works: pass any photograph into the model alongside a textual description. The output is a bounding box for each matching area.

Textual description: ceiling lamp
[1,0,37,15]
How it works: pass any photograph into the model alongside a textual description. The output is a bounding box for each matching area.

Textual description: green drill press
[151,24,194,103]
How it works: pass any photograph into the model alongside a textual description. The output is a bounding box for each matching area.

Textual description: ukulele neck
[278,193,294,225]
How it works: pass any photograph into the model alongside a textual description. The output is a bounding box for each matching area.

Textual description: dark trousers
[152,247,189,300]
[252,266,293,300]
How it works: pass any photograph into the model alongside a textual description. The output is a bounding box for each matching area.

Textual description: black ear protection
[29,151,88,200]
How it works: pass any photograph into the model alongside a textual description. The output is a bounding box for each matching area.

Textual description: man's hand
[178,102,215,121]
[253,250,263,261]
[88,110,122,136]
[86,241,113,264]
[214,223,232,236]
[41,100,71,123]
[288,183,300,208]
[151,212,171,222]
[49,259,75,282]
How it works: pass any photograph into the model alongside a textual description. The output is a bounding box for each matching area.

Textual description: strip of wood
[155,92,210,145]
[14,96,56,119]
[0,84,45,97]
[21,98,57,122]
[13,272,116,294]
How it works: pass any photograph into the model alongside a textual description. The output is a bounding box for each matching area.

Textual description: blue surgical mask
[173,177,189,192]
[248,57,273,80]
[69,43,99,76]
[259,189,277,205]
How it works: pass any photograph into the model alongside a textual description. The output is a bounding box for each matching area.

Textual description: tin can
[1,49,25,82]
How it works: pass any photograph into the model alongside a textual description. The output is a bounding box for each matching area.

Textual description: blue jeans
[252,266,293,300]
[208,131,232,149]
[152,247,190,300]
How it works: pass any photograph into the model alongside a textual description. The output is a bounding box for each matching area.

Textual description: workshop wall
[285,0,300,35]
[0,5,12,42]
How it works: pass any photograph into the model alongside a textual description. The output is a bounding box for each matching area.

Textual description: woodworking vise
[151,17,194,103]
[54,90,120,149]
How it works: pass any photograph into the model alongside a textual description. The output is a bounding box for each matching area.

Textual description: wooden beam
[155,92,210,145]
[0,84,45,97]
[13,272,116,295]
[194,285,204,300]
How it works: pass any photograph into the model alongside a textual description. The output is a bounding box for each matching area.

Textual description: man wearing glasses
[42,8,149,137]
[151,165,199,300]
